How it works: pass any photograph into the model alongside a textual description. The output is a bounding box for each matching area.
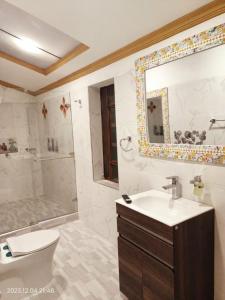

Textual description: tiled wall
[37,13,225,300]
[37,93,77,210]
[0,87,77,234]
[37,93,74,155]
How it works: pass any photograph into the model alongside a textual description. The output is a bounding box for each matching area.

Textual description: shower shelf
[5,153,33,160]
[34,153,74,161]
[6,153,74,161]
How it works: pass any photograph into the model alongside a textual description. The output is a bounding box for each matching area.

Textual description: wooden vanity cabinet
[116,203,214,300]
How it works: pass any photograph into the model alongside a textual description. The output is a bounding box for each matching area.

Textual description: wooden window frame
[100,84,118,183]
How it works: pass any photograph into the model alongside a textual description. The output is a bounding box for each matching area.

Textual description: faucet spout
[162,184,173,190]
[162,176,182,200]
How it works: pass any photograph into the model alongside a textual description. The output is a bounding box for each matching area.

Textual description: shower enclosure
[0,92,77,235]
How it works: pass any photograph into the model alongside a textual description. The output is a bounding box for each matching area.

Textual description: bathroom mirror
[135,23,225,165]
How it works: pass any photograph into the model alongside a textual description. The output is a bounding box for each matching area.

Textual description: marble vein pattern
[24,220,127,300]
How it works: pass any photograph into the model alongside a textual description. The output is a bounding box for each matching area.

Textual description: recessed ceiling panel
[0,0,82,68]
[0,31,59,68]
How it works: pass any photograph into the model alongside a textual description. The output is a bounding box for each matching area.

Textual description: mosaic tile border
[135,23,225,165]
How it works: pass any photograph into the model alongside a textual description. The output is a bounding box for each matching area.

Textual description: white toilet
[0,230,59,300]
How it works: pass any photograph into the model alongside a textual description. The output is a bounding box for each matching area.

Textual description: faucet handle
[166,176,178,180]
[166,176,179,184]
[190,175,202,184]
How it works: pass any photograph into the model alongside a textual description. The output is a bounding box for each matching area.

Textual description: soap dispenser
[190,175,204,200]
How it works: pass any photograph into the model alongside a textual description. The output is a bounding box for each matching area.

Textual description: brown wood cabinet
[116,203,214,300]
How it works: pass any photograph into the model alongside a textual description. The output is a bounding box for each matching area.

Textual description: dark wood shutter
[100,84,118,182]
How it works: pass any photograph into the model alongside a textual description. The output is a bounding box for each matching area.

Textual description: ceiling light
[15,38,40,54]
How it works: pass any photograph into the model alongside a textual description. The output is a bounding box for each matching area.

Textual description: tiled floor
[26,220,126,300]
[0,196,78,235]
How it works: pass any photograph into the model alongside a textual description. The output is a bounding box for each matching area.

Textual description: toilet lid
[6,230,60,257]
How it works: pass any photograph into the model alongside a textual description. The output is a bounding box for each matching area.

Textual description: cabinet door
[118,237,142,300]
[142,252,174,300]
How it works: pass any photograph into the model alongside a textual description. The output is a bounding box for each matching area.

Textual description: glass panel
[28,95,77,223]
[0,103,39,234]
[110,107,117,142]
[146,96,164,143]
[0,94,77,235]
[110,107,118,162]
[110,106,116,126]
[111,164,118,181]
[111,144,118,161]
[111,126,117,144]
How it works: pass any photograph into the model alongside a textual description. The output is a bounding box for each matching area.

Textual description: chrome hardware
[162,176,182,200]
[74,99,82,108]
[119,136,133,152]
[25,147,36,153]
[190,175,202,185]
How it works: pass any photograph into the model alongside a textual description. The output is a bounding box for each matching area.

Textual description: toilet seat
[6,230,59,257]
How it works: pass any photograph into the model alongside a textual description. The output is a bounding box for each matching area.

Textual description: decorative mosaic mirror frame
[135,23,225,165]
[146,87,170,144]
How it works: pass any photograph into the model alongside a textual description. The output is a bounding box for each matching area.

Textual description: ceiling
[0,0,87,72]
[0,0,216,93]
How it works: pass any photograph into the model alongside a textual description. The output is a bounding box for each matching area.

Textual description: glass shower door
[0,102,39,234]
[27,94,77,224]
[0,93,77,236]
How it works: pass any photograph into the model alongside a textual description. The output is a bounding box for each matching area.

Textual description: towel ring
[119,136,133,152]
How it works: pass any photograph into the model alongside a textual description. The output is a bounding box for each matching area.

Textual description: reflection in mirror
[145,44,225,145]
[146,88,170,143]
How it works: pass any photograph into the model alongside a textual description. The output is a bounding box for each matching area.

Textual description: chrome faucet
[162,176,182,200]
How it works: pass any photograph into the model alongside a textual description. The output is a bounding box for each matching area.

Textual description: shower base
[0,212,79,242]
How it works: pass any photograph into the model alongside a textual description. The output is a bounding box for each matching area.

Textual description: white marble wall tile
[0,86,35,104]
[37,94,74,155]
[0,157,34,202]
[41,157,76,212]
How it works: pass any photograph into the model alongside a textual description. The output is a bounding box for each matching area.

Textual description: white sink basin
[116,190,213,227]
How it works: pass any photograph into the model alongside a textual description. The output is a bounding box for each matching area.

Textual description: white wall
[37,14,225,300]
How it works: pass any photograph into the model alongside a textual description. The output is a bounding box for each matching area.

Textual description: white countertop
[115,189,214,227]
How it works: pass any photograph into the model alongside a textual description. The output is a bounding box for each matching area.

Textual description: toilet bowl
[0,229,59,300]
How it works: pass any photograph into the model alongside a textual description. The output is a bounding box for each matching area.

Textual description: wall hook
[74,99,82,108]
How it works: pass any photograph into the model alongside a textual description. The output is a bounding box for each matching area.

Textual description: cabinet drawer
[142,252,174,300]
[118,237,143,300]
[118,217,174,268]
[116,203,173,243]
